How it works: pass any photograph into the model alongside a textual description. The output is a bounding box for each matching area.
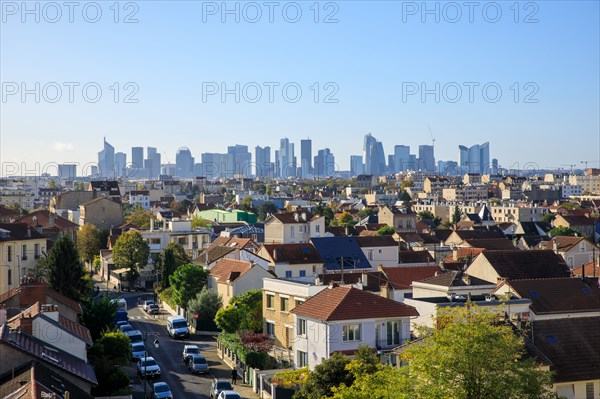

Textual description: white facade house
[129,190,151,210]
[140,219,212,259]
[264,211,325,244]
[291,286,418,370]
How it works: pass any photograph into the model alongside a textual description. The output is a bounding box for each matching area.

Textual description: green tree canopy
[451,205,462,225]
[81,294,119,341]
[338,211,355,227]
[401,305,553,399]
[549,226,580,237]
[88,330,131,396]
[188,286,223,328]
[158,242,189,289]
[77,224,101,264]
[376,225,395,236]
[112,231,150,284]
[416,210,442,227]
[47,235,89,302]
[357,207,376,219]
[258,202,278,221]
[169,263,208,310]
[399,190,412,203]
[215,289,262,333]
[294,353,354,399]
[125,204,153,229]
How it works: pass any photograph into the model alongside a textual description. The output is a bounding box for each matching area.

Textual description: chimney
[26,227,31,238]
[301,212,307,221]
[552,239,558,254]
[294,213,300,222]
[452,247,459,261]
[49,212,55,228]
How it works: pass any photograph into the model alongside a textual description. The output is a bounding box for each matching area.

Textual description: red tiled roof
[17,210,78,230]
[572,260,600,277]
[463,238,516,250]
[0,205,19,216]
[541,236,588,252]
[291,286,418,321]
[477,250,571,280]
[355,236,398,247]
[381,266,441,289]
[260,243,323,264]
[209,259,253,283]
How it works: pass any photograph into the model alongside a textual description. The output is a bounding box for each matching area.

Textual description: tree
[376,225,395,236]
[399,190,412,203]
[357,207,376,219]
[77,224,101,266]
[47,235,89,302]
[315,202,335,226]
[126,204,152,228]
[158,242,189,289]
[188,286,223,330]
[253,183,267,194]
[400,305,554,399]
[239,196,256,213]
[112,231,150,285]
[416,210,442,227]
[451,205,462,226]
[48,180,58,189]
[331,365,412,399]
[400,179,414,191]
[338,211,355,227]
[215,289,262,333]
[561,201,581,210]
[549,226,580,237]
[169,263,208,310]
[170,198,193,212]
[88,331,131,396]
[81,295,119,340]
[294,353,354,399]
[541,213,556,223]
[191,216,212,229]
[258,202,278,221]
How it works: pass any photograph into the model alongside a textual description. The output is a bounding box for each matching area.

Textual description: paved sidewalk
[204,347,259,399]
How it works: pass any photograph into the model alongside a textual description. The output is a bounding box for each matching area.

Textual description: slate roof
[398,250,435,264]
[476,250,571,280]
[450,229,506,242]
[558,215,595,226]
[0,324,97,385]
[0,223,46,242]
[542,236,589,252]
[310,237,372,271]
[498,277,600,315]
[418,270,493,288]
[261,243,323,264]
[317,271,388,292]
[381,266,441,289]
[269,211,319,224]
[531,317,600,383]
[355,235,398,247]
[0,205,19,217]
[463,238,516,250]
[291,286,418,321]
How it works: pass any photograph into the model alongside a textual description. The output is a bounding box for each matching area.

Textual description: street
[121,293,217,399]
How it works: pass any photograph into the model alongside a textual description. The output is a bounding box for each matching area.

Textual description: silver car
[210,379,233,399]
[152,382,173,399]
[131,342,146,361]
[137,356,161,379]
[187,354,209,374]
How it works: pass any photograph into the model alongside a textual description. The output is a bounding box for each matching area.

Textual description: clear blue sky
[1,0,599,173]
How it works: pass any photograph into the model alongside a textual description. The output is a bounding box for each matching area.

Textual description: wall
[32,317,87,361]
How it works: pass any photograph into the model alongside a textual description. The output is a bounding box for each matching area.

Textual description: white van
[112,298,127,311]
[166,316,189,339]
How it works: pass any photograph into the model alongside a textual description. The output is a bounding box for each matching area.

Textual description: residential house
[444,228,506,247]
[88,180,122,201]
[194,237,262,268]
[493,277,600,321]
[262,278,328,362]
[7,302,93,362]
[0,206,18,223]
[129,190,151,210]
[17,210,78,243]
[257,243,324,280]
[207,259,273,307]
[141,218,212,260]
[264,211,325,244]
[553,214,596,239]
[442,184,488,203]
[291,286,418,369]
[379,265,441,302]
[78,197,124,231]
[0,324,97,394]
[49,191,96,221]
[540,236,600,269]
[0,187,35,210]
[531,317,600,398]
[195,209,257,224]
[0,224,47,294]
[220,225,264,243]
[355,236,399,267]
[378,206,417,233]
[310,237,373,272]
[466,250,571,285]
[572,260,600,278]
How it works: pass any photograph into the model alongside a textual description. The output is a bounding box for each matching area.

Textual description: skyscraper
[458,142,490,174]
[255,146,272,178]
[227,145,252,177]
[393,145,411,172]
[350,155,364,177]
[58,164,77,179]
[132,147,144,170]
[176,147,195,178]
[277,138,296,178]
[146,147,161,179]
[300,139,312,178]
[313,148,335,178]
[418,145,435,172]
[363,133,386,176]
[97,137,115,178]
[115,152,127,177]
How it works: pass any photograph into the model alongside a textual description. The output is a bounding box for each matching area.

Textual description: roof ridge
[325,286,354,320]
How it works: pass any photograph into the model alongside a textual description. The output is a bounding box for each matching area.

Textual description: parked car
[166,316,189,339]
[119,324,134,333]
[182,345,200,363]
[152,382,173,399]
[112,298,127,311]
[142,300,155,312]
[217,391,241,399]
[147,304,160,314]
[113,310,128,326]
[210,379,233,399]
[137,356,161,378]
[125,330,143,344]
[131,342,146,361]
[187,354,209,374]
[116,320,129,329]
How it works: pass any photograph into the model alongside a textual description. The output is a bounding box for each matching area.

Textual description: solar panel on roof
[545,335,558,344]
[529,290,540,298]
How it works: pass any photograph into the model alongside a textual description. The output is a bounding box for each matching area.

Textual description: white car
[131,342,146,361]
[152,382,173,399]
[218,390,241,399]
[142,300,155,312]
[182,344,200,363]
[210,379,233,398]
[137,356,161,378]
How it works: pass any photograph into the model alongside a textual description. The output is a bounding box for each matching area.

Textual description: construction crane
[428,125,436,149]
[581,161,591,169]
[561,164,576,174]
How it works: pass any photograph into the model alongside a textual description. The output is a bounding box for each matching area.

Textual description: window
[586,382,594,399]
[285,270,292,278]
[297,350,308,368]
[7,269,11,285]
[299,270,306,277]
[387,321,400,346]
[297,318,307,336]
[34,244,40,259]
[22,244,27,260]
[290,226,295,237]
[280,297,289,312]
[367,250,373,261]
[580,243,586,252]
[342,324,361,342]
[315,225,320,233]
[7,246,12,262]
[266,294,275,309]
[266,322,275,338]
[298,225,303,233]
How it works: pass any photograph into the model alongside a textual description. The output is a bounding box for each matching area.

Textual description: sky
[1,0,599,175]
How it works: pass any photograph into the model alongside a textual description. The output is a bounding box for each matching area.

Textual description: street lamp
[143,332,160,399]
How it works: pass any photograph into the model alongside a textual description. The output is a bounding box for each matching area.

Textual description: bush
[159,286,176,309]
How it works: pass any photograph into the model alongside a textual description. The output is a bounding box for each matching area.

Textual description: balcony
[376,333,401,350]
